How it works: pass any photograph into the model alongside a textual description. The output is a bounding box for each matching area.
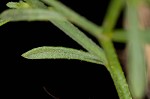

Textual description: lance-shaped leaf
[0,8,107,65]
[22,46,105,65]
[0,9,65,22]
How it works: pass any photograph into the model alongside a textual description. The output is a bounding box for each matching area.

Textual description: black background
[0,0,124,99]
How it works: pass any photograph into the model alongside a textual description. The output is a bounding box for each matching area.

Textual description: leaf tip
[6,1,30,9]
[21,52,29,59]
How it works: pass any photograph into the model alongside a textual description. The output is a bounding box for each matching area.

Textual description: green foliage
[22,46,105,65]
[0,9,65,21]
[6,1,31,9]
[126,1,147,98]
[1,0,150,99]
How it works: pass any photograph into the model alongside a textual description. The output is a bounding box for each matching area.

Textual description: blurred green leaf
[112,30,127,43]
[22,46,105,65]
[144,29,150,43]
[112,29,150,43]
[126,1,147,98]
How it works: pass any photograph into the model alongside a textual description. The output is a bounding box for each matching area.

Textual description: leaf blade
[126,2,147,98]
[22,46,105,65]
[0,9,65,22]
[50,19,107,64]
[0,8,107,64]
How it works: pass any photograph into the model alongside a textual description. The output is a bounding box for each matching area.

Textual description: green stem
[42,0,132,98]
[102,0,124,36]
[100,38,132,99]
[99,0,132,98]
[23,0,132,98]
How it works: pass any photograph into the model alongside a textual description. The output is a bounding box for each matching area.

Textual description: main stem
[99,0,132,98]
[99,37,132,99]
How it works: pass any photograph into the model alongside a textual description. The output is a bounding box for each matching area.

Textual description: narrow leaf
[0,9,65,22]
[126,2,147,98]
[50,19,107,64]
[112,30,127,43]
[22,46,105,65]
[112,29,150,43]
[0,8,107,64]
[23,0,107,64]
[41,0,102,38]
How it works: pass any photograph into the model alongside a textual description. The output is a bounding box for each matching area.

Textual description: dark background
[0,0,124,99]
